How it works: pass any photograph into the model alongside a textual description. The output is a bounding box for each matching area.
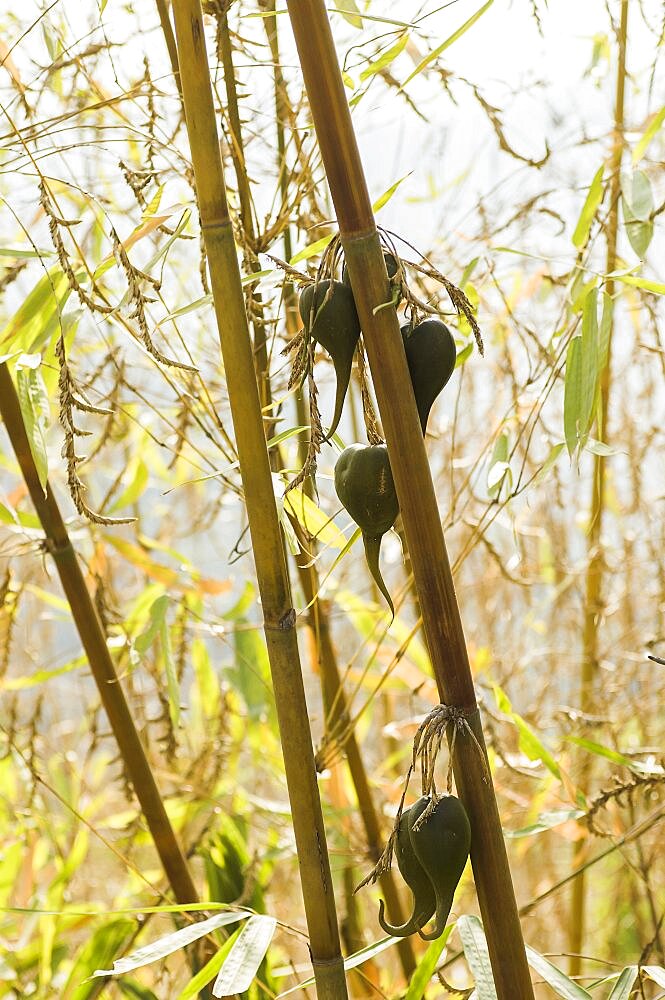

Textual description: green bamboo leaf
[598,290,613,370]
[578,287,599,445]
[0,265,71,352]
[454,342,473,368]
[65,918,136,999]
[487,431,510,498]
[572,165,605,249]
[283,485,348,549]
[159,616,180,729]
[289,234,333,265]
[135,594,168,654]
[643,966,665,988]
[532,443,565,486]
[566,736,663,775]
[615,274,665,295]
[16,364,49,494]
[93,912,247,977]
[176,933,237,1000]
[457,915,497,1000]
[360,33,409,81]
[525,946,591,999]
[275,935,400,995]
[512,714,561,779]
[372,170,412,212]
[505,808,585,839]
[334,0,362,29]
[622,171,654,258]
[563,336,582,456]
[212,914,276,996]
[606,966,638,999]
[632,105,665,163]
[403,1,494,86]
[404,924,452,1000]
[118,980,159,1000]
[110,456,149,512]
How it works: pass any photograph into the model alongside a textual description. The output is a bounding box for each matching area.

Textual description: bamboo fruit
[0,364,198,907]
[170,4,348,997]
[284,3,534,996]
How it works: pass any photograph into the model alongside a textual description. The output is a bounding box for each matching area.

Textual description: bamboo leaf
[622,171,654,258]
[403,1,494,86]
[632,105,665,163]
[283,485,348,549]
[176,933,236,1000]
[360,33,409,81]
[372,170,412,212]
[598,290,613,370]
[614,274,665,295]
[212,915,276,996]
[563,336,582,456]
[572,165,604,249]
[334,0,362,29]
[93,912,247,977]
[606,966,638,999]
[525,946,591,999]
[532,443,565,486]
[404,924,452,1000]
[289,234,333,265]
[577,286,599,445]
[505,808,585,839]
[643,966,665,988]
[159,616,180,729]
[275,935,400,995]
[15,364,49,494]
[457,915,497,1000]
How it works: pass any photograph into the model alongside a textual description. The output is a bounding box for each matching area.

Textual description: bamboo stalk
[0,363,198,906]
[569,0,629,977]
[170,5,347,997]
[284,4,534,996]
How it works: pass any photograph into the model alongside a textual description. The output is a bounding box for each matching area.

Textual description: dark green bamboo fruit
[334,444,398,617]
[409,794,471,941]
[299,279,360,441]
[378,797,436,936]
[401,318,456,433]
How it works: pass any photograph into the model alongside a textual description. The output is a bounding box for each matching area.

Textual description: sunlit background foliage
[0,0,664,996]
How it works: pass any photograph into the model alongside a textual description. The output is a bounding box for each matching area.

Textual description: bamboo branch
[170,4,348,997]
[0,364,198,907]
[569,0,630,977]
[284,3,534,996]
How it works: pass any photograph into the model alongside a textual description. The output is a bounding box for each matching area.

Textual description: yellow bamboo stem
[0,364,198,907]
[285,4,534,996]
[170,5,347,996]
[569,0,629,977]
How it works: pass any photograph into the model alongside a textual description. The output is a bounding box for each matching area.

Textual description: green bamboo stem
[218,18,272,415]
[285,4,534,996]
[154,0,183,101]
[569,0,629,977]
[221,10,414,974]
[170,5,347,997]
[0,363,198,907]
[290,525,416,977]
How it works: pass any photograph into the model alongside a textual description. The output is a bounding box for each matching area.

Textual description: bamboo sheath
[285,3,534,996]
[170,4,348,997]
[0,363,198,906]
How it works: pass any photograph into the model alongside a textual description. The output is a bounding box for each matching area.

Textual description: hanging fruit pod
[401,318,456,433]
[298,279,360,441]
[334,443,398,616]
[378,797,436,937]
[409,794,471,940]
